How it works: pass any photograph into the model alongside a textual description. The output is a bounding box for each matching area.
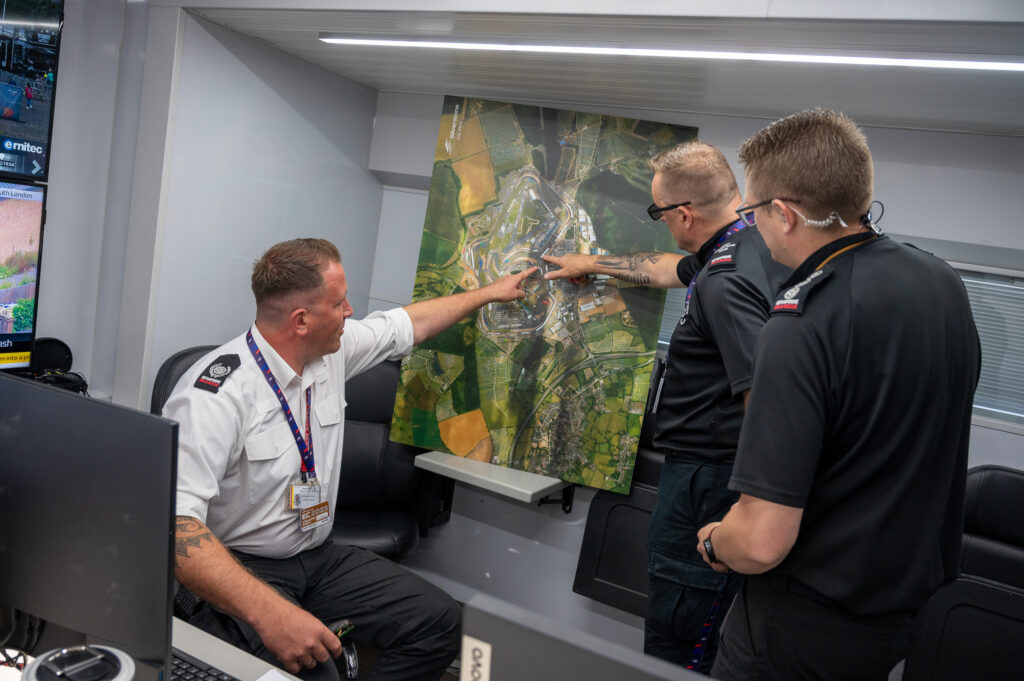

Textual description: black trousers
[645,456,740,673]
[712,575,918,681]
[188,540,461,681]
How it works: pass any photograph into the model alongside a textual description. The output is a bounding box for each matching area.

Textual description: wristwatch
[703,531,721,564]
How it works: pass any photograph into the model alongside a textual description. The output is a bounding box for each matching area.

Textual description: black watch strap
[703,536,720,564]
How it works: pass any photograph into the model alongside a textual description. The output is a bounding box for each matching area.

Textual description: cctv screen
[0,181,44,369]
[0,0,63,181]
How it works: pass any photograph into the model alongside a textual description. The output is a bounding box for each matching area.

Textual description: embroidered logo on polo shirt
[194,354,241,393]
[772,268,833,316]
[706,241,738,274]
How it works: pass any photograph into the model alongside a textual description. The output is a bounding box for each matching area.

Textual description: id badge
[287,479,321,510]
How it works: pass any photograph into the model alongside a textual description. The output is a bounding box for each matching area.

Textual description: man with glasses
[543,140,788,673]
[696,109,980,680]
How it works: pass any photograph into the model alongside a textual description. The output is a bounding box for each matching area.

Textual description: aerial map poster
[391,96,698,493]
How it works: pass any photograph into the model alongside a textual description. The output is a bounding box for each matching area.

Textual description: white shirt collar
[248,323,300,389]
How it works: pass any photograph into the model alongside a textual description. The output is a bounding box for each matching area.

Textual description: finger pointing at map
[487,266,538,302]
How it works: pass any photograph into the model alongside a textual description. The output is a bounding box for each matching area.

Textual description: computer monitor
[460,593,703,680]
[0,1,64,181]
[0,373,177,676]
[0,180,46,370]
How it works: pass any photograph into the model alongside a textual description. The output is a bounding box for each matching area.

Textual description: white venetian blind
[959,270,1024,425]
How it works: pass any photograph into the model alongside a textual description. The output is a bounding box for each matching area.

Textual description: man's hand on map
[540,254,594,285]
[486,266,538,302]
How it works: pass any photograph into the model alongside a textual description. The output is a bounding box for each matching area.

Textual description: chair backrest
[338,359,426,511]
[902,465,1024,681]
[150,345,218,415]
[961,465,1024,589]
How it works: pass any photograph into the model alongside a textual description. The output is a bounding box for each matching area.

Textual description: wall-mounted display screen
[0,0,63,181]
[0,181,45,370]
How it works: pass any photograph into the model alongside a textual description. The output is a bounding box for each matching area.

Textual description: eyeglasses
[647,201,691,221]
[735,197,801,227]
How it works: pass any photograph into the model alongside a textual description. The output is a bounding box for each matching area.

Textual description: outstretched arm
[541,252,686,288]
[175,516,341,674]
[404,267,538,344]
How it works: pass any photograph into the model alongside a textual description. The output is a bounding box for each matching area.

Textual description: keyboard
[170,648,240,681]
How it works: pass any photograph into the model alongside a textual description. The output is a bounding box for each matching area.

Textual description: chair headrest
[965,465,1024,548]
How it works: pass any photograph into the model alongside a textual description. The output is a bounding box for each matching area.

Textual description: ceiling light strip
[318,36,1024,72]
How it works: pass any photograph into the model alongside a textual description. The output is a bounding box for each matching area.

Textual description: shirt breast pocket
[244,421,297,506]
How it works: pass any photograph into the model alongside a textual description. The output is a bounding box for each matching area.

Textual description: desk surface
[415,450,570,504]
[173,618,300,681]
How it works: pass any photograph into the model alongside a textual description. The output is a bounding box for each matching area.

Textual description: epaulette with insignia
[705,240,738,275]
[194,354,241,393]
[771,267,833,316]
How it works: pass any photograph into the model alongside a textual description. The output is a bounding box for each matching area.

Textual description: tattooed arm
[541,252,686,288]
[175,516,341,673]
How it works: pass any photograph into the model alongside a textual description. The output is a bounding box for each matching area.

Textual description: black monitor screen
[0,180,44,369]
[0,374,177,667]
[0,0,63,180]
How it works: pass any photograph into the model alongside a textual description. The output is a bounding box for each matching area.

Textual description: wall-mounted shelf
[414,450,571,505]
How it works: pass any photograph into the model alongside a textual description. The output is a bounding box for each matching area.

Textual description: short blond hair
[739,109,873,228]
[649,140,739,210]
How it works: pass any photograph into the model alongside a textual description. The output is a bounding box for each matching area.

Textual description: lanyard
[683,220,747,318]
[246,330,317,481]
[686,573,730,672]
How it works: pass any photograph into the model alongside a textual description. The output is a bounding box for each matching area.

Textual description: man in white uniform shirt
[165,238,534,681]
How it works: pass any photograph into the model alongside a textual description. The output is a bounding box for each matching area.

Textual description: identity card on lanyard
[247,330,331,532]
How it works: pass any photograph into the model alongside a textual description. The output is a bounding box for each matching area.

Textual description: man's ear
[776,201,800,234]
[290,307,310,338]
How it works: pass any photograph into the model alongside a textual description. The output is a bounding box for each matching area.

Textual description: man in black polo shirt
[543,140,788,672]
[696,109,981,680]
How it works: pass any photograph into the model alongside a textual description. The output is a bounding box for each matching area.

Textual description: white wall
[144,13,382,394]
[104,10,382,407]
[35,0,132,390]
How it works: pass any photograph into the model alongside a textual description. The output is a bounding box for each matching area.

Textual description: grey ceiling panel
[191,9,1024,136]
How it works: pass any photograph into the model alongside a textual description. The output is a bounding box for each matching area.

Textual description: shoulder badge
[771,268,833,316]
[705,240,738,275]
[194,354,241,393]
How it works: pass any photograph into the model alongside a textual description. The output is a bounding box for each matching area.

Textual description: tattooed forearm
[594,253,661,284]
[175,515,214,565]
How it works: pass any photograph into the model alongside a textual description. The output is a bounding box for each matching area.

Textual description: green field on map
[390,96,697,493]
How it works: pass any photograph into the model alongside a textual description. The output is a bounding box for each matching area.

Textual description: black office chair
[150,345,218,415]
[151,348,452,562]
[902,465,1024,681]
[331,359,446,560]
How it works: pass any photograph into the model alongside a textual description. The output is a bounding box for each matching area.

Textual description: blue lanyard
[686,573,730,671]
[683,220,746,318]
[246,330,316,481]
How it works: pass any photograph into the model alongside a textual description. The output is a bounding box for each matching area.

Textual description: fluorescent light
[318,35,1024,73]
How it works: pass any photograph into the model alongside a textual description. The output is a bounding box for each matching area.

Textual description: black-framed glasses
[647,201,691,221]
[735,197,801,227]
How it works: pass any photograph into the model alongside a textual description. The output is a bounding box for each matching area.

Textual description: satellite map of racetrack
[390,96,697,493]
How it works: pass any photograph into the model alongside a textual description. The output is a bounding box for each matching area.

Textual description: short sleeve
[695,272,770,395]
[163,375,244,522]
[728,317,830,508]
[676,254,699,285]
[340,308,415,378]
